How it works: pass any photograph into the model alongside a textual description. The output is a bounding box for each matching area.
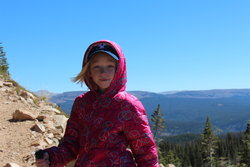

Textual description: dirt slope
[0,78,67,167]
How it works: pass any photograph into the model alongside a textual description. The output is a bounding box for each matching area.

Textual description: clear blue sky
[1,0,250,93]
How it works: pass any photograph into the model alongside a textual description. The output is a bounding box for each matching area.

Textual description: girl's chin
[97,85,110,92]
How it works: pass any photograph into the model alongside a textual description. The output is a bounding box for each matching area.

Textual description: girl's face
[89,52,117,93]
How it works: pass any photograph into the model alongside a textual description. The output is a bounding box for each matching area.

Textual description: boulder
[3,82,13,87]
[31,122,46,133]
[52,115,68,132]
[44,137,53,145]
[12,109,37,121]
[22,154,35,166]
[27,97,34,104]
[31,138,47,148]
[45,133,54,139]
[36,115,47,121]
[52,138,60,146]
[3,163,20,167]
[44,120,56,129]
[19,90,36,100]
[49,128,64,139]
[18,97,28,104]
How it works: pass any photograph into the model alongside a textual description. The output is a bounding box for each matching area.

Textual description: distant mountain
[34,90,58,99]
[161,89,250,98]
[49,91,85,115]
[48,89,250,135]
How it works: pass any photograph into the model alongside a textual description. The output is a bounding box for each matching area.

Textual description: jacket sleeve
[44,97,81,167]
[123,99,159,167]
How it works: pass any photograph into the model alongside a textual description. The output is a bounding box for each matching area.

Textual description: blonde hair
[72,62,90,84]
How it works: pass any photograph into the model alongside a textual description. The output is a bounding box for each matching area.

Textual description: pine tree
[151,104,165,141]
[165,151,182,167]
[241,120,250,166]
[0,43,9,77]
[151,104,166,165]
[200,117,217,167]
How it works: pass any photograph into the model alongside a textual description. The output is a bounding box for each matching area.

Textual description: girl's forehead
[90,53,117,63]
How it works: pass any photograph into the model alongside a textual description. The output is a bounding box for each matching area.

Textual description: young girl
[35,40,159,167]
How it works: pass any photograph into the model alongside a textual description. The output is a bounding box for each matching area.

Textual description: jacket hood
[82,40,127,97]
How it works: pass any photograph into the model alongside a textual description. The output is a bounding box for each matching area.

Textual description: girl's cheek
[88,71,92,77]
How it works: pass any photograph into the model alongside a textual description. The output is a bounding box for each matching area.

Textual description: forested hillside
[47,89,250,134]
[157,120,250,166]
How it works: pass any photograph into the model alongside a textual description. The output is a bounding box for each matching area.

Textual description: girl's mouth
[100,79,109,81]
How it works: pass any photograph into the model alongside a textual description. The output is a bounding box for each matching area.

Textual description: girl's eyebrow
[91,60,98,64]
[91,59,116,64]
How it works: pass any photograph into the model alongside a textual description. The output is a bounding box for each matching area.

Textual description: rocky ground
[0,77,68,167]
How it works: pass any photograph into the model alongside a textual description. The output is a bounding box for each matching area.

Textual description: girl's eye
[108,65,115,69]
[93,66,100,69]
[91,64,116,73]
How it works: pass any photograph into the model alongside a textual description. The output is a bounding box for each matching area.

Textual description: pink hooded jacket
[45,40,159,167]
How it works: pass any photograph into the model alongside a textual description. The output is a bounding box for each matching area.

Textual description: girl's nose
[100,67,108,74]
[99,66,115,74]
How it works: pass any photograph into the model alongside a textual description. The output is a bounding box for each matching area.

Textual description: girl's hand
[35,152,50,167]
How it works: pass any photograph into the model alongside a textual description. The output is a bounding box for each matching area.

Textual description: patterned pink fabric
[45,40,159,167]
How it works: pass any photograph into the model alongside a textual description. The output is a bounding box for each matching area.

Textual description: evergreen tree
[0,43,9,77]
[241,120,250,166]
[151,104,165,140]
[165,151,182,167]
[159,132,245,166]
[151,104,166,165]
[200,117,217,167]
